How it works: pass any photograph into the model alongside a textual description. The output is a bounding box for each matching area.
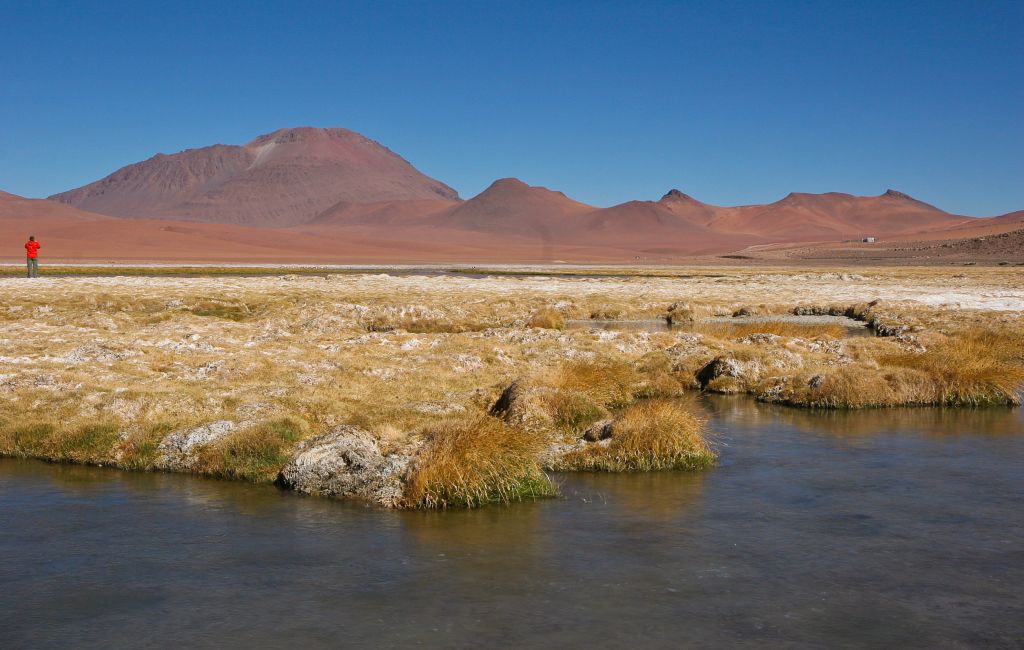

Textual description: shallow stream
[2,397,1022,648]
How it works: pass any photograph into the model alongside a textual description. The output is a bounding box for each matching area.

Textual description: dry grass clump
[528,308,566,330]
[556,400,714,472]
[366,314,486,333]
[772,330,1024,408]
[783,366,935,408]
[694,321,847,340]
[542,360,640,433]
[634,352,687,398]
[188,300,253,321]
[403,415,556,508]
[881,331,1024,406]
[196,418,307,482]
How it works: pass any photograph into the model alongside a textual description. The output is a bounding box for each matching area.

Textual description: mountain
[27,125,1023,261]
[648,189,972,240]
[49,127,459,227]
[424,178,594,236]
[0,189,106,223]
[657,189,720,226]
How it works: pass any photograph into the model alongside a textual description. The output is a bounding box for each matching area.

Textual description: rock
[539,439,587,469]
[696,356,742,389]
[489,381,521,417]
[488,380,554,432]
[808,374,825,388]
[582,419,614,442]
[156,420,236,471]
[739,333,781,345]
[278,425,410,506]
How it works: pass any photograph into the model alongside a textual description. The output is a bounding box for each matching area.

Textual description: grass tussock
[528,308,565,330]
[779,331,1024,407]
[196,418,306,482]
[188,300,253,321]
[404,415,556,508]
[557,400,715,472]
[542,360,640,433]
[366,314,486,333]
[881,331,1024,406]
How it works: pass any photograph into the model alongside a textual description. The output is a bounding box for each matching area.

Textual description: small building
[862,237,876,243]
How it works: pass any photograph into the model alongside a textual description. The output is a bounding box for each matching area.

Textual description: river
[2,396,1022,648]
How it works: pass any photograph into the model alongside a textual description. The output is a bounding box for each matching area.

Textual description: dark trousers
[27,258,38,278]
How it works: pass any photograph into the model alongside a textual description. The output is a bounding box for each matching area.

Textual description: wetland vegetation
[0,266,1021,508]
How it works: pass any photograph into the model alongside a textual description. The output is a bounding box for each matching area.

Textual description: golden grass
[556,400,715,471]
[541,359,640,433]
[403,415,556,508]
[692,321,847,340]
[774,330,1024,407]
[528,308,565,330]
[881,331,1024,406]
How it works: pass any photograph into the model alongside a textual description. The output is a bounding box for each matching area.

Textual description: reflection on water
[2,400,1023,649]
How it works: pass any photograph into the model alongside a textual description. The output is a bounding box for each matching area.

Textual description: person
[25,236,40,278]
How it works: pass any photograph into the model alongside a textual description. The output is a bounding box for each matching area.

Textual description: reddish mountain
[49,127,459,227]
[308,198,457,226]
[0,189,106,223]
[570,200,764,254]
[657,189,719,226]
[699,189,970,240]
[424,178,594,235]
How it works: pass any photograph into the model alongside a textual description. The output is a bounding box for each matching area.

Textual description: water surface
[2,398,1022,648]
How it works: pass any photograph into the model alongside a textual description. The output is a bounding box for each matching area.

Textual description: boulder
[696,356,743,389]
[156,420,236,471]
[278,425,410,506]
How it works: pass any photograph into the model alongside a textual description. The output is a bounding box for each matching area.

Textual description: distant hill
[50,127,459,227]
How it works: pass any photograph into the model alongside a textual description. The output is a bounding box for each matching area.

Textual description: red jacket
[25,240,40,259]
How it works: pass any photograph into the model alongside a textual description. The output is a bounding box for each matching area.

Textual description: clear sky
[1,0,1022,215]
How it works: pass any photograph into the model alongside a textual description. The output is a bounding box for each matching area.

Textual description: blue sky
[1,0,1022,215]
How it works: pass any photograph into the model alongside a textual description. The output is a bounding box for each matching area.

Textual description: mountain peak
[247,126,361,147]
[487,177,530,190]
[883,189,913,200]
[660,189,699,203]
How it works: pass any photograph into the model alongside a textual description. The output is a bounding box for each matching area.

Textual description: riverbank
[1,267,1021,507]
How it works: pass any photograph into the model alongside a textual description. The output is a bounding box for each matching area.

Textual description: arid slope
[50,127,459,227]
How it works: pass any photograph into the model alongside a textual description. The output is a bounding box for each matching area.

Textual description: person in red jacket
[25,236,40,278]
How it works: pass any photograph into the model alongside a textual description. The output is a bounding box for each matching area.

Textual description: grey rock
[278,425,410,506]
[156,420,236,471]
[696,356,743,389]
